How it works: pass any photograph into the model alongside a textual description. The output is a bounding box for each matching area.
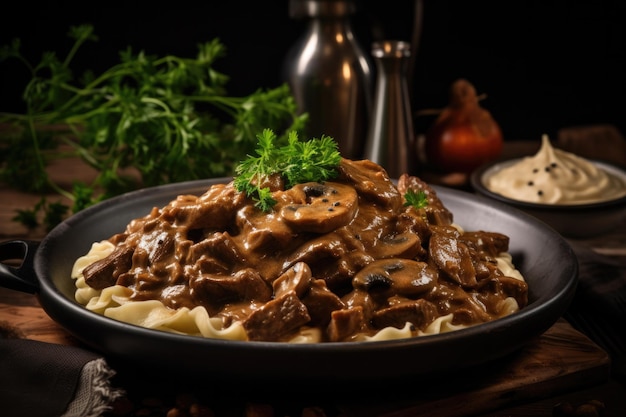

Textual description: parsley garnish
[404,189,429,209]
[234,129,341,211]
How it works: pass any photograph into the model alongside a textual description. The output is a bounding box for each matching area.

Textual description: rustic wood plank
[0,303,79,345]
[339,320,610,417]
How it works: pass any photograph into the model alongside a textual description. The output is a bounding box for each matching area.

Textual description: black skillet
[0,178,577,390]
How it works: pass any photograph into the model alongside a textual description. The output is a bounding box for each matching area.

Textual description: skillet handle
[0,240,40,294]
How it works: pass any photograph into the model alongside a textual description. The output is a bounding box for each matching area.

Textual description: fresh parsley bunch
[0,25,307,230]
[234,129,341,211]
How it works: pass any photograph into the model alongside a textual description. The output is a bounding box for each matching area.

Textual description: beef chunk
[429,231,477,287]
[161,182,246,229]
[371,299,439,330]
[83,245,134,290]
[327,307,365,342]
[397,174,453,226]
[301,279,345,326]
[460,231,510,258]
[243,291,310,341]
[190,268,272,308]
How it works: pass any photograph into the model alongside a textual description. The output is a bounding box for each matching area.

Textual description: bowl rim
[470,157,626,211]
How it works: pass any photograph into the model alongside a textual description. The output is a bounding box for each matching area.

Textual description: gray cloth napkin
[0,338,123,417]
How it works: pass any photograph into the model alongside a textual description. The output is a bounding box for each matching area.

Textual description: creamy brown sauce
[79,158,528,342]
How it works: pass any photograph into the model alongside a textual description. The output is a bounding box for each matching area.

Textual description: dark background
[1,0,625,142]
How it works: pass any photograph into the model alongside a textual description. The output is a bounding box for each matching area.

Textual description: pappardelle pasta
[72,158,528,343]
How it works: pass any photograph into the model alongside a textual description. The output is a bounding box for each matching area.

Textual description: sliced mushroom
[283,234,347,270]
[352,258,438,298]
[236,205,296,252]
[279,182,358,233]
[337,158,403,210]
[282,235,357,290]
[369,231,424,260]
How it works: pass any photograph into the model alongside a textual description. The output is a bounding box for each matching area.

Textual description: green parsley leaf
[404,189,428,209]
[234,129,341,211]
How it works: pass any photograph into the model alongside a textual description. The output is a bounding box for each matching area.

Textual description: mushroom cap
[279,182,359,233]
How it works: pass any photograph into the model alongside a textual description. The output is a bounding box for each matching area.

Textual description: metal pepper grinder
[363,40,418,177]
[283,0,373,159]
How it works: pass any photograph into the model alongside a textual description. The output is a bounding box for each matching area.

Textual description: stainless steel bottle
[364,40,417,177]
[283,0,373,160]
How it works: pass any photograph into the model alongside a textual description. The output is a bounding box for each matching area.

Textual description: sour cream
[486,135,626,204]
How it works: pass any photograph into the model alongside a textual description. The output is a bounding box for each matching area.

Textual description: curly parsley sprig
[234,129,341,211]
[404,189,428,209]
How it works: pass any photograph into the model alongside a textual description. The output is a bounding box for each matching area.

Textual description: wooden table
[1,139,626,417]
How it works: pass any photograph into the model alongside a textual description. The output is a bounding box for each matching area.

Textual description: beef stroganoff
[72,156,528,343]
